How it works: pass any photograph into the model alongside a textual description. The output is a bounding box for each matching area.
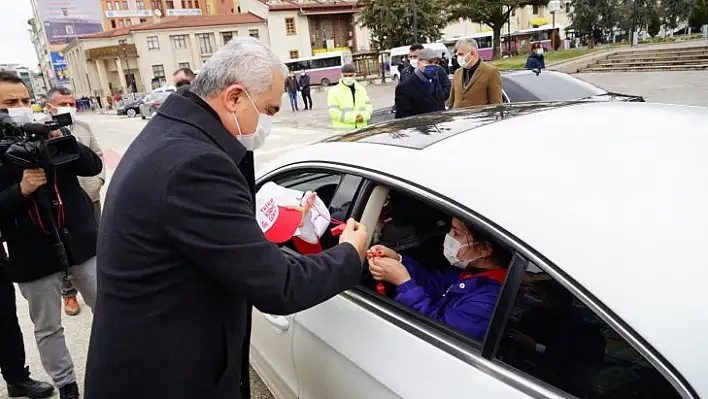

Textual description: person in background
[173,67,196,91]
[0,72,103,399]
[449,38,503,108]
[440,52,450,74]
[397,56,407,75]
[525,43,546,70]
[327,64,373,131]
[399,44,451,99]
[0,71,55,399]
[44,87,106,317]
[394,48,446,119]
[298,70,312,110]
[285,70,299,111]
[367,217,511,341]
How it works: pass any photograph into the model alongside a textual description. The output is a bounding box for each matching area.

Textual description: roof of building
[79,13,265,39]
[257,0,358,11]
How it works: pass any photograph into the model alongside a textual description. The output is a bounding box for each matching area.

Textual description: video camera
[0,109,79,169]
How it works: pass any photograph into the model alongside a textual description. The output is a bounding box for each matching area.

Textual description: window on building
[289,50,299,59]
[181,0,187,7]
[146,36,160,50]
[119,19,125,27]
[118,39,127,45]
[532,4,539,14]
[172,35,187,49]
[122,1,129,9]
[178,62,190,70]
[196,33,213,54]
[565,2,571,13]
[125,19,132,26]
[151,0,160,9]
[110,19,117,28]
[106,1,112,10]
[249,29,259,39]
[195,0,200,7]
[166,0,174,8]
[114,1,120,9]
[285,17,296,35]
[152,64,166,85]
[140,18,147,23]
[137,1,145,9]
[221,31,233,44]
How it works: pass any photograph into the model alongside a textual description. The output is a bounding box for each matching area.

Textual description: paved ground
[2,71,706,398]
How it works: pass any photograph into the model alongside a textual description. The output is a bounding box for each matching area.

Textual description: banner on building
[50,52,70,86]
[166,9,203,16]
[36,0,104,45]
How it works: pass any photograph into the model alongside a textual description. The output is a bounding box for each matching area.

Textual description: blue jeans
[288,90,298,110]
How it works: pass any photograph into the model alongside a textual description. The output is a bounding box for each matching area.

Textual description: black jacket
[0,142,102,282]
[400,64,451,100]
[298,74,311,92]
[84,91,363,399]
[394,72,446,119]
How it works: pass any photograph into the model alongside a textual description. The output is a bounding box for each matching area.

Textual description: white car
[251,101,707,399]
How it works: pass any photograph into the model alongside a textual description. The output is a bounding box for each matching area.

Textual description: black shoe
[59,382,79,399]
[7,378,54,398]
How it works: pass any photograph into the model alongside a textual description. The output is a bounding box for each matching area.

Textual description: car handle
[263,314,290,331]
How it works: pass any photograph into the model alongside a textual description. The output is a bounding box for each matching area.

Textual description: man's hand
[284,192,317,227]
[368,256,411,286]
[367,244,398,261]
[355,114,364,123]
[20,168,47,197]
[339,218,368,256]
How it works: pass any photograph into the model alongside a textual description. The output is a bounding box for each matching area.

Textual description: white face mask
[537,48,544,55]
[443,233,483,269]
[456,54,469,68]
[342,76,356,86]
[56,106,77,123]
[232,90,272,151]
[8,107,34,125]
[409,58,419,67]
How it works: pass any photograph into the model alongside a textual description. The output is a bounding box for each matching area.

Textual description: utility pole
[411,0,419,43]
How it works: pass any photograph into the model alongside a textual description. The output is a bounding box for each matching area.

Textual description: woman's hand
[366,244,398,261]
[368,256,411,286]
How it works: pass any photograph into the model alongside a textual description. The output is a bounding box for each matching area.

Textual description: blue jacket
[395,256,506,341]
[525,54,546,70]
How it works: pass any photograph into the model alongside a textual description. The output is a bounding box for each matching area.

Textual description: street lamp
[547,0,561,50]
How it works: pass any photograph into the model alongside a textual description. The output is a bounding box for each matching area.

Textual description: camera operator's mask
[8,107,34,125]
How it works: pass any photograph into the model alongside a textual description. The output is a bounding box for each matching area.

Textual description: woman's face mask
[537,48,544,55]
[443,233,484,269]
[232,90,272,151]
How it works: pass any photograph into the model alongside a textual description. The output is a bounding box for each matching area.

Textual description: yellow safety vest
[327,79,373,130]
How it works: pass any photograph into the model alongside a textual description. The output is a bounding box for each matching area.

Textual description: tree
[568,0,621,39]
[648,12,662,35]
[661,0,695,33]
[357,0,449,50]
[688,0,708,29]
[445,0,549,59]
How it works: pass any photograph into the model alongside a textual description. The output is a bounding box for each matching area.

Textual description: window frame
[256,161,695,399]
[196,32,213,54]
[171,34,187,49]
[146,35,160,50]
[178,62,190,70]
[221,31,234,44]
[285,17,296,35]
[249,29,260,39]
[289,50,299,60]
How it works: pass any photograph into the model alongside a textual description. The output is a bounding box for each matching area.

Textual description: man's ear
[222,84,245,112]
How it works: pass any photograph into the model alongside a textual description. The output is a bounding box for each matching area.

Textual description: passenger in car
[367,217,511,341]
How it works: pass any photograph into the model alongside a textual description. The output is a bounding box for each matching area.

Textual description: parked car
[251,101,707,399]
[139,89,174,119]
[372,70,644,123]
[117,97,144,118]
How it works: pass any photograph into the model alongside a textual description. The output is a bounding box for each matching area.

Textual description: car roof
[261,102,708,393]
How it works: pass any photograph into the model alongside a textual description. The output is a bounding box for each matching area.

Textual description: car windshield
[504,72,607,102]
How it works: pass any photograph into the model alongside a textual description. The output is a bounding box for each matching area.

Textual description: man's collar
[157,91,247,163]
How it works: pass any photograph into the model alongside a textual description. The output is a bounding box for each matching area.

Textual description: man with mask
[327,64,372,130]
[173,67,196,90]
[449,38,503,108]
[399,44,451,99]
[298,70,312,110]
[394,48,447,119]
[44,86,106,317]
[0,72,102,399]
[85,37,369,399]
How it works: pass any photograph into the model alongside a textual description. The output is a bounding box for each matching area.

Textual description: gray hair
[455,38,479,52]
[46,86,72,102]
[192,37,287,98]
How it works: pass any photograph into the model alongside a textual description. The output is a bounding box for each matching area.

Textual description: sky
[0,1,39,68]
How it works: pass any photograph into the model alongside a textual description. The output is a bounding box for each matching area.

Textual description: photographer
[45,86,106,317]
[0,71,102,399]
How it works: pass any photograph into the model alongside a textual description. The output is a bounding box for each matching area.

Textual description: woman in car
[367,217,511,341]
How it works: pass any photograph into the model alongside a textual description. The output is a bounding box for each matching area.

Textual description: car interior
[268,173,683,399]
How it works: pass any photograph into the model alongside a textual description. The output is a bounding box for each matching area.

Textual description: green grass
[490,46,619,70]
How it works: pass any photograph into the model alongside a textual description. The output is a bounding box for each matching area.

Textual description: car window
[494,265,681,398]
[503,72,607,102]
[360,185,513,346]
[267,171,363,251]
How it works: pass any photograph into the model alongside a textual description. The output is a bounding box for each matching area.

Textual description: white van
[389,42,452,82]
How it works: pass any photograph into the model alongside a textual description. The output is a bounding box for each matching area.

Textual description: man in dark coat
[399,44,451,100]
[85,36,368,399]
[298,70,312,110]
[394,48,447,119]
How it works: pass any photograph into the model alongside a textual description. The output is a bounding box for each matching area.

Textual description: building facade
[100,0,210,30]
[62,14,267,96]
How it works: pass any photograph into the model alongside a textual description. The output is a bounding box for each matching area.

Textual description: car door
[250,170,363,399]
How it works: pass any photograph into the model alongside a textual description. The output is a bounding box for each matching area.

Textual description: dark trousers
[301,90,312,109]
[0,262,30,384]
[61,200,101,299]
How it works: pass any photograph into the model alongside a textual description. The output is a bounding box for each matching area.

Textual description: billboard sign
[50,52,70,86]
[104,10,152,18]
[166,9,203,16]
[36,0,104,45]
